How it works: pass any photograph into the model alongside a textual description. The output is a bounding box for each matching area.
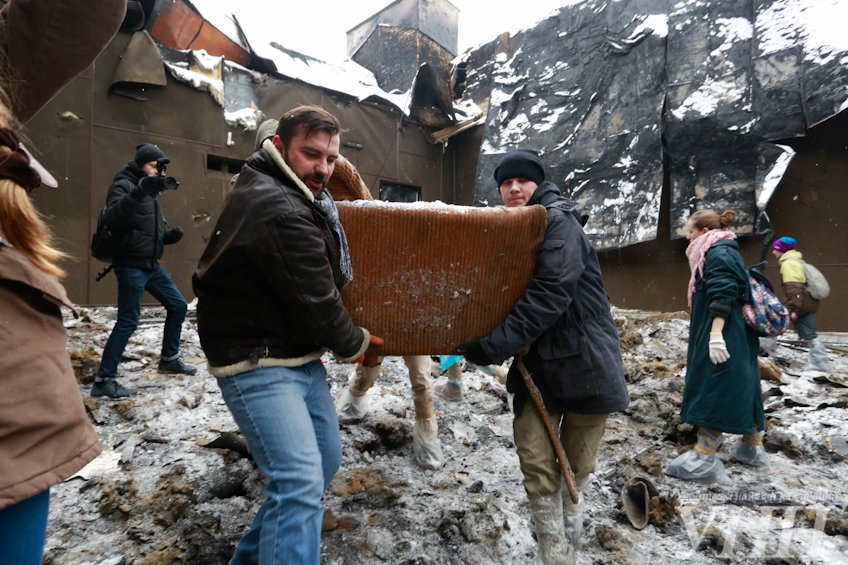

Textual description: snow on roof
[186,0,411,114]
[257,42,412,114]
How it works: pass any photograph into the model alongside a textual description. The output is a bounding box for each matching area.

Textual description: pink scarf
[685,229,736,306]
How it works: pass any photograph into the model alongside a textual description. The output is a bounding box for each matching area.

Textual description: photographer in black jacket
[93,144,195,399]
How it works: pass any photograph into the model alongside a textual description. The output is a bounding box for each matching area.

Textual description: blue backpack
[742,269,790,337]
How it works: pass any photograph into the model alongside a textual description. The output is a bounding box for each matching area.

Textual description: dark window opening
[379,181,421,202]
[207,154,244,175]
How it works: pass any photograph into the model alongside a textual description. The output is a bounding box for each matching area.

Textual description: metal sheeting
[467,0,848,249]
[473,0,667,250]
[347,0,459,57]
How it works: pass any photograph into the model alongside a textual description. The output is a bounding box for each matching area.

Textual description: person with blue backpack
[666,209,767,485]
[772,236,831,372]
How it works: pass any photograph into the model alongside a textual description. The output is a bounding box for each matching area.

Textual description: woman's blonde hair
[0,176,68,279]
[0,68,66,278]
[688,209,737,231]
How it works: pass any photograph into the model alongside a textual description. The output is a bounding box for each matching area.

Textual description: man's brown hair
[275,105,341,146]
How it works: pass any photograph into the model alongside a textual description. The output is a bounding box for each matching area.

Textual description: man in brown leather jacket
[193,105,381,564]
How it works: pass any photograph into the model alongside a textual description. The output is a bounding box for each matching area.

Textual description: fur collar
[262,138,315,202]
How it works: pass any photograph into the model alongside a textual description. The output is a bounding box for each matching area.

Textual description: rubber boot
[561,476,589,547]
[412,417,444,470]
[528,489,576,565]
[804,338,831,372]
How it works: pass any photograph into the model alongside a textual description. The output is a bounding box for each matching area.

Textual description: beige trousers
[349,355,434,419]
[513,403,608,497]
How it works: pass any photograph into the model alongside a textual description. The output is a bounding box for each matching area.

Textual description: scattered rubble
[45,306,848,564]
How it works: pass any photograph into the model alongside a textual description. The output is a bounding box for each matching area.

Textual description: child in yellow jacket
[772,236,831,372]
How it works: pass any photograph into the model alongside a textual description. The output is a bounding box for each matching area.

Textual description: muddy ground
[46,306,848,564]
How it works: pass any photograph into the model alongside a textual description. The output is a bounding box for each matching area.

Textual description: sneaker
[158,357,197,375]
[91,379,137,399]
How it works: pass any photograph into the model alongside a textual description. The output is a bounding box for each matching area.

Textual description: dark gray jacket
[480,182,629,415]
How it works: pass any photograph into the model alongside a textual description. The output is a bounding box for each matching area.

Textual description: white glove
[708,332,730,364]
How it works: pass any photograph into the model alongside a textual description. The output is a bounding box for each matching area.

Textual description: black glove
[139,175,165,197]
[458,340,494,366]
[163,227,183,245]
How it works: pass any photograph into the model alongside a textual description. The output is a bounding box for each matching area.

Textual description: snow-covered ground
[46,306,848,564]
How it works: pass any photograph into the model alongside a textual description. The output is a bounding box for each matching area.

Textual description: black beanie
[493,149,545,187]
[134,143,169,166]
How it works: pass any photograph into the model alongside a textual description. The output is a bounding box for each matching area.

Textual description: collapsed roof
[460,0,848,249]
[130,0,471,127]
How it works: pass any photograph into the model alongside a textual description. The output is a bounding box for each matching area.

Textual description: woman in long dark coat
[666,209,766,484]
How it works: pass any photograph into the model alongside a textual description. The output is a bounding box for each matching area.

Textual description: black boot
[91,378,137,399]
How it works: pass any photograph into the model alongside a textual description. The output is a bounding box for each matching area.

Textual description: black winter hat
[134,143,169,167]
[493,149,545,187]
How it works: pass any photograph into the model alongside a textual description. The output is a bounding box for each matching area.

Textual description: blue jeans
[98,266,188,377]
[794,311,817,340]
[0,489,50,564]
[216,361,341,565]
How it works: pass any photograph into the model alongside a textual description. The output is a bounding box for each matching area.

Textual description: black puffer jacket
[480,182,629,416]
[102,162,176,269]
[193,142,369,376]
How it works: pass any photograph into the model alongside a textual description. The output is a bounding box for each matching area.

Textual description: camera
[141,157,180,193]
[155,158,179,190]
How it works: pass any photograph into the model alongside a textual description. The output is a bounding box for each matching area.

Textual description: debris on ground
[45,306,848,564]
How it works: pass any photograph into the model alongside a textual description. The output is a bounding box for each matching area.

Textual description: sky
[232,0,574,63]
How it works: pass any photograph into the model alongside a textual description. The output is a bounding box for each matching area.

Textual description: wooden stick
[516,357,579,504]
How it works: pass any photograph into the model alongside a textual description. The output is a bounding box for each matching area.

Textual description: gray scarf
[314,189,353,283]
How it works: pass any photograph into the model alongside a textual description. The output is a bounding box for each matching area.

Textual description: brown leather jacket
[193,142,369,376]
[0,243,101,509]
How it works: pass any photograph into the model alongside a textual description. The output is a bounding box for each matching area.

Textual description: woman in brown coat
[0,129,103,559]
[0,0,124,561]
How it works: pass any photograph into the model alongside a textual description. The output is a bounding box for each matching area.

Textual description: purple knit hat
[773,236,797,253]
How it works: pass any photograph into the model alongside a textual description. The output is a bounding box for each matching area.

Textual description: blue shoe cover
[730,441,768,467]
[665,450,732,485]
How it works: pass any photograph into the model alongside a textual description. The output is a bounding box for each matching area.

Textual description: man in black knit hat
[93,143,196,398]
[457,148,628,565]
